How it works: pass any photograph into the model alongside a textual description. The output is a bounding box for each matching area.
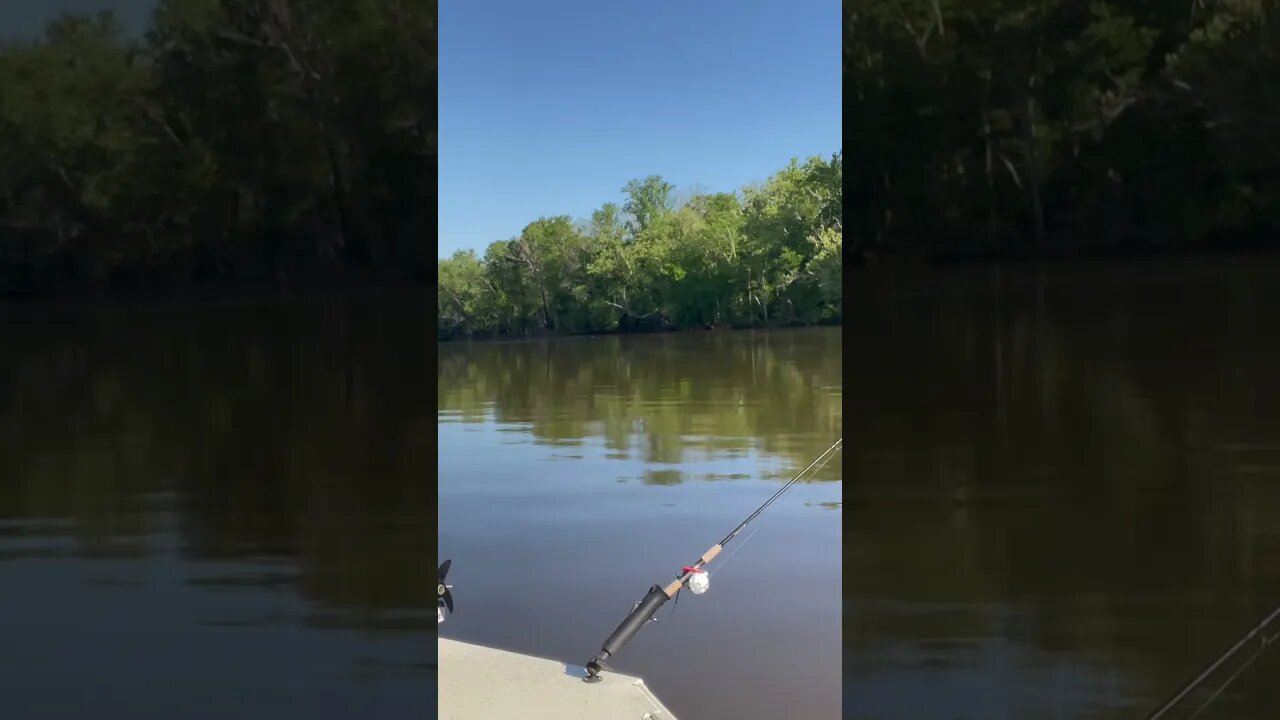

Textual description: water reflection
[438,328,843,720]
[438,329,843,480]
[844,258,1280,719]
[0,293,435,718]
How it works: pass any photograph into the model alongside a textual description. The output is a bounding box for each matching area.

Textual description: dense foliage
[846,0,1280,257]
[0,1,435,294]
[437,154,844,339]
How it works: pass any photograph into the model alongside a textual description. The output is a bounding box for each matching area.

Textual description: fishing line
[1185,629,1280,720]
[708,443,841,577]
[662,447,835,621]
[711,523,762,576]
[661,524,762,624]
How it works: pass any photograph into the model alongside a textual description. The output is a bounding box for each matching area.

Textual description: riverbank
[437,317,843,343]
[0,274,431,311]
[441,245,1280,341]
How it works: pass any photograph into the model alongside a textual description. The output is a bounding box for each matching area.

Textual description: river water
[438,327,844,719]
[7,255,1280,720]
[0,293,435,719]
[843,256,1280,720]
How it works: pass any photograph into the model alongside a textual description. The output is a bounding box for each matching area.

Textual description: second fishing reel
[438,559,454,625]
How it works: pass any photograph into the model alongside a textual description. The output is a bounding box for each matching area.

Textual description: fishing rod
[582,437,844,683]
[1145,601,1280,720]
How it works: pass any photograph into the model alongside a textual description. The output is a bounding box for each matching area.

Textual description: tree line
[0,0,435,296]
[437,153,843,340]
[846,0,1280,257]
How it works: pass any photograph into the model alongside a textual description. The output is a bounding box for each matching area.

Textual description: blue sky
[439,0,841,257]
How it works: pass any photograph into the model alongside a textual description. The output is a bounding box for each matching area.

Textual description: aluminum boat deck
[438,637,678,719]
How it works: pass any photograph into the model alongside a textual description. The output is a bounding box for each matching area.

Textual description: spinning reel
[438,559,454,624]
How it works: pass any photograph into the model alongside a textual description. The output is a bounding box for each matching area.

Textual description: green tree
[622,175,675,238]
[438,154,844,339]
[0,1,435,294]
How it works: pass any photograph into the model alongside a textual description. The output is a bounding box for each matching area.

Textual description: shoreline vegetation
[845,1,1280,260]
[0,4,436,299]
[4,1,1278,322]
[442,0,1280,341]
[438,154,844,341]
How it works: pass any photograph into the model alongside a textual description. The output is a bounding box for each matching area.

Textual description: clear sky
[439,0,841,257]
